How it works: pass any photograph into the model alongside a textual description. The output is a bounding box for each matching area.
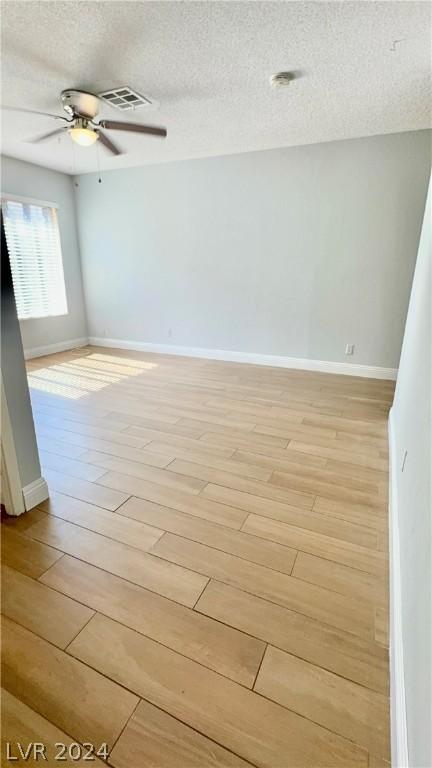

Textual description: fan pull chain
[96,139,102,184]
[71,140,79,188]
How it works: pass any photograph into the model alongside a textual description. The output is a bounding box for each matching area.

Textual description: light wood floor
[1,347,392,767]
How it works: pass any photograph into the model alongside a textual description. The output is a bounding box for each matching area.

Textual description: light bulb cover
[69,127,98,146]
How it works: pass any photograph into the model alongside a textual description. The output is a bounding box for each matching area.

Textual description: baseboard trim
[89,337,397,380]
[24,337,89,360]
[22,476,49,511]
[389,409,409,768]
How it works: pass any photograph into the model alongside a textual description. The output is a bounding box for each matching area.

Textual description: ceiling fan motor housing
[61,89,100,119]
[72,116,94,131]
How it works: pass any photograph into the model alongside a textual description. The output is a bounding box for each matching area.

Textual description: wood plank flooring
[1,347,392,767]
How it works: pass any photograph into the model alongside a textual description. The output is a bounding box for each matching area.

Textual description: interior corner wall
[1,155,88,353]
[390,175,431,768]
[75,129,431,369]
[1,212,41,490]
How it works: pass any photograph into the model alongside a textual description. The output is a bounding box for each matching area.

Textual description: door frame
[1,370,25,516]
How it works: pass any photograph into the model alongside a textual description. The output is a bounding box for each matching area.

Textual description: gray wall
[391,177,431,768]
[1,213,41,488]
[1,155,87,352]
[75,130,431,368]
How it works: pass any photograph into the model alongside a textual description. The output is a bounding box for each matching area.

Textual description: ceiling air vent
[98,87,153,111]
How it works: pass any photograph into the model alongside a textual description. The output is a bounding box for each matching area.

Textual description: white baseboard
[22,476,49,511]
[389,409,409,768]
[24,337,89,360]
[88,337,397,380]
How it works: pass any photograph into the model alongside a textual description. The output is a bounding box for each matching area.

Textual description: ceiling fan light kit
[1,88,167,156]
[68,119,98,146]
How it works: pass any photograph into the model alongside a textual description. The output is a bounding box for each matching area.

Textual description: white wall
[75,129,430,369]
[1,155,87,352]
[390,177,431,768]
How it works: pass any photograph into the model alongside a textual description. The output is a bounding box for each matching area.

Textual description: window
[2,197,68,320]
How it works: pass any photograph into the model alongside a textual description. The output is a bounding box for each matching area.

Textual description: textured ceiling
[1,1,431,175]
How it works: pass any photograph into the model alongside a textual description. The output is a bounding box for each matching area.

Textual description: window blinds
[2,198,68,320]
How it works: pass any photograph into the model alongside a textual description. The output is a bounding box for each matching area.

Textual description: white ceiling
[1,1,431,175]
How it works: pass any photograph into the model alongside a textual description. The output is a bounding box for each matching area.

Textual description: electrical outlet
[345,344,354,355]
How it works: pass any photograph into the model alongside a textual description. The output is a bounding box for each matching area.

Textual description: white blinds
[2,198,68,320]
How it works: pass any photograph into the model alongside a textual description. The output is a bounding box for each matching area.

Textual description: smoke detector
[269,72,295,89]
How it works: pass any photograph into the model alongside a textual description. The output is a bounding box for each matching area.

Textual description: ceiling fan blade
[97,130,122,156]
[1,105,66,120]
[26,127,68,143]
[98,119,167,138]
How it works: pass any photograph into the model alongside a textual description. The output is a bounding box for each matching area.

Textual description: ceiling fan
[1,89,167,155]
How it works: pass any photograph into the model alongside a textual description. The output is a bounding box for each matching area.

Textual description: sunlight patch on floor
[28,369,114,392]
[27,351,159,400]
[88,353,159,371]
[51,363,126,384]
[27,376,87,399]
